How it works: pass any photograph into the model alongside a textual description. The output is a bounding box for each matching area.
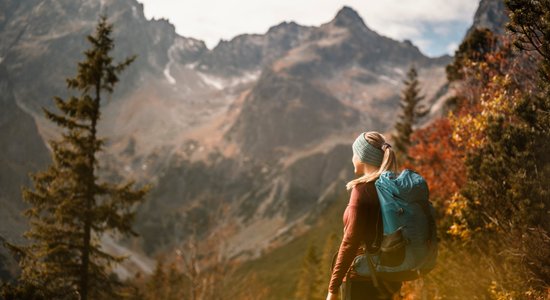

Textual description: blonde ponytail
[345,132,398,191]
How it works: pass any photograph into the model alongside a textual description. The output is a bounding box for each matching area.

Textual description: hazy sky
[137,0,480,57]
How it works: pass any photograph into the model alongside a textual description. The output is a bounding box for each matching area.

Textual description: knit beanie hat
[352,132,384,166]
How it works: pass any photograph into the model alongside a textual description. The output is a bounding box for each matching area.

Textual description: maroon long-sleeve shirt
[328,180,382,294]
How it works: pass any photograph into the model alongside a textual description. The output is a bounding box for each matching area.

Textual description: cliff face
[0,62,51,280]
[225,69,359,161]
[418,0,509,125]
[467,0,509,36]
[0,0,458,277]
[0,63,50,237]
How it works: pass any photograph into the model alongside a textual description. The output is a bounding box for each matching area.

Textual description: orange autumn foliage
[402,40,530,210]
[403,118,466,205]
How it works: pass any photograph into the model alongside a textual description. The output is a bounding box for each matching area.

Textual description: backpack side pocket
[379,226,407,267]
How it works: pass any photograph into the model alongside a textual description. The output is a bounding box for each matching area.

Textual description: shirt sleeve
[328,183,368,294]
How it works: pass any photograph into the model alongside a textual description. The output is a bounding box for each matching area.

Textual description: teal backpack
[352,169,438,282]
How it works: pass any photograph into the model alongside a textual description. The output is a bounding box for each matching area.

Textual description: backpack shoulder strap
[364,180,383,253]
[418,198,436,245]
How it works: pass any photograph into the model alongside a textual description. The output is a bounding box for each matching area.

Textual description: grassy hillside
[231,188,350,299]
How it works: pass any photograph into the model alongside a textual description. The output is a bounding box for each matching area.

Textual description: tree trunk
[80,77,101,300]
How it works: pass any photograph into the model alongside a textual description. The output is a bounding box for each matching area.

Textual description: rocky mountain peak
[267,21,303,34]
[467,0,508,36]
[332,6,369,29]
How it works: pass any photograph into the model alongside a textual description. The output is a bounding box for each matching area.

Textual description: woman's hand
[326,291,340,300]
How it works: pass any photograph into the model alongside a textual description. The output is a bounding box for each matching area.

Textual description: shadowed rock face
[225,69,359,161]
[0,64,50,237]
[467,0,508,36]
[0,63,50,279]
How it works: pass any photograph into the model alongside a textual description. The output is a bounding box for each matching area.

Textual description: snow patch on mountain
[196,69,261,90]
[380,75,399,86]
[393,67,405,76]
[163,66,176,84]
[197,72,224,90]
[229,69,261,86]
[101,234,154,280]
[163,39,182,84]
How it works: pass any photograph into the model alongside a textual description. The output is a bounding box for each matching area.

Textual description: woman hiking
[326,131,402,300]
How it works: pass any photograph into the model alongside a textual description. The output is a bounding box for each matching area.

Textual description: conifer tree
[392,66,426,160]
[8,16,148,299]
[446,28,498,81]
[145,257,168,300]
[294,243,322,300]
[165,261,184,300]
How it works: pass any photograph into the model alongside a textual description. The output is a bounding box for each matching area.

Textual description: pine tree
[145,257,168,300]
[165,262,184,300]
[8,16,149,299]
[446,28,498,82]
[294,243,322,300]
[392,66,426,161]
